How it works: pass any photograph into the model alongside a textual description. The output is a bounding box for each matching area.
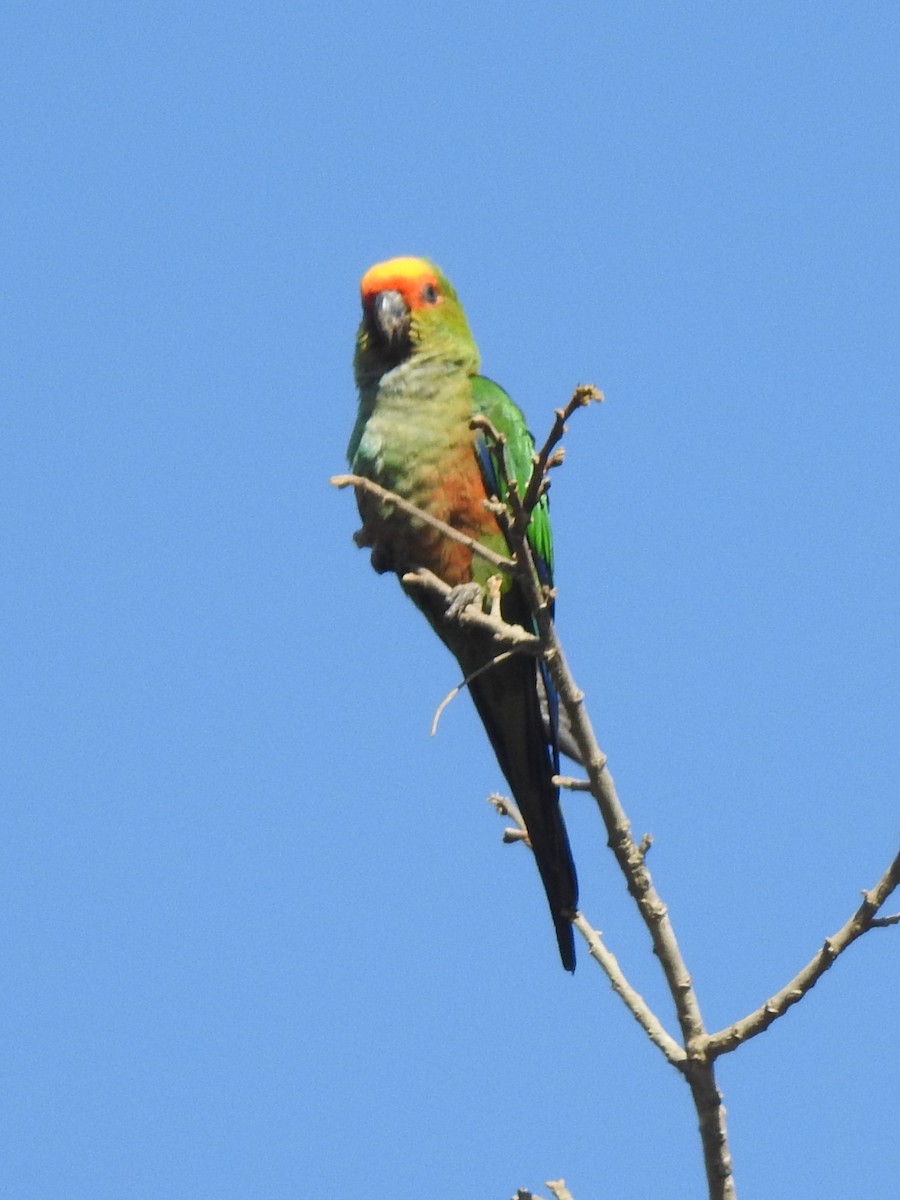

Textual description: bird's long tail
[467,653,579,971]
[409,581,578,970]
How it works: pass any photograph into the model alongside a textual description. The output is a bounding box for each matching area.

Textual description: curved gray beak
[370,290,410,349]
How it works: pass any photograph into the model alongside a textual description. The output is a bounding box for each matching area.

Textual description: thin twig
[552,775,594,792]
[572,913,686,1066]
[490,793,532,847]
[490,800,684,1065]
[706,844,900,1057]
[521,385,602,519]
[430,650,517,736]
[468,415,524,533]
[331,474,515,573]
[469,413,506,453]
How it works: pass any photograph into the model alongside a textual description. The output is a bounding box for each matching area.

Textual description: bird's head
[354,256,479,378]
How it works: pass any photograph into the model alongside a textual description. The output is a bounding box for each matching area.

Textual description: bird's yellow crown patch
[360,257,443,311]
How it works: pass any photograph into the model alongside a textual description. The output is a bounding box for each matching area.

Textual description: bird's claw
[445,581,484,619]
[485,574,503,620]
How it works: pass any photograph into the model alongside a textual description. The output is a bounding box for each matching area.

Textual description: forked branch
[334,386,897,1200]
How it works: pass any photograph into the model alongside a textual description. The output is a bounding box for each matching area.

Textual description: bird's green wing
[470,374,553,587]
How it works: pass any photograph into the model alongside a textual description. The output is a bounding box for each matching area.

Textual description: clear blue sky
[3,4,898,1197]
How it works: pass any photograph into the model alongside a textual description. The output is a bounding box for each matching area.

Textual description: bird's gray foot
[445,581,484,619]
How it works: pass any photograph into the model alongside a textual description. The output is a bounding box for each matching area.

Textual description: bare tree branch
[572,913,686,1066]
[490,798,685,1066]
[400,568,541,651]
[337,385,897,1200]
[552,775,594,792]
[522,385,602,520]
[707,844,900,1057]
[870,913,900,927]
[490,401,710,1037]
[331,474,515,573]
[468,389,735,1195]
[430,651,518,736]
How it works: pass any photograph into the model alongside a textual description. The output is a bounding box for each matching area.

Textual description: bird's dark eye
[421,282,439,304]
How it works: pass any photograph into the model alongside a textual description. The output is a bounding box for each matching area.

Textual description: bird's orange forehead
[360,257,440,310]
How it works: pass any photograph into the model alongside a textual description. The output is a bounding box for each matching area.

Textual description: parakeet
[348,256,578,971]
